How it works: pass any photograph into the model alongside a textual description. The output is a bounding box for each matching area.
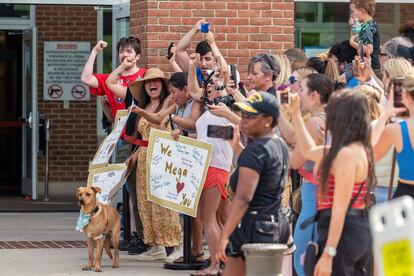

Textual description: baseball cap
[233,91,279,120]
[397,45,414,59]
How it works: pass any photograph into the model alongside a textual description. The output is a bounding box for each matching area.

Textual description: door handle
[27,112,33,128]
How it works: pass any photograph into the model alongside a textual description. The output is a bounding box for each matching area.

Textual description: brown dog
[76,186,120,272]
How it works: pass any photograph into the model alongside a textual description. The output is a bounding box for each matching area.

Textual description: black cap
[233,92,279,120]
[397,45,414,59]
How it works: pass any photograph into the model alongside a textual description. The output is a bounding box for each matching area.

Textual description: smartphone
[230,64,238,88]
[358,41,365,63]
[393,77,404,108]
[167,42,174,60]
[215,56,222,72]
[207,125,234,140]
[278,90,291,105]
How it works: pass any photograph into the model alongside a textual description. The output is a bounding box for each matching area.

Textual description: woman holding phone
[372,68,414,198]
[287,90,375,275]
[187,53,234,276]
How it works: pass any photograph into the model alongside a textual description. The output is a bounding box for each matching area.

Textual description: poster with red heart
[146,129,212,217]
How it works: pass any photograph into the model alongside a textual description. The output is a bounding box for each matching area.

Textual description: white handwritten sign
[146,129,212,217]
[87,164,129,205]
[90,109,130,170]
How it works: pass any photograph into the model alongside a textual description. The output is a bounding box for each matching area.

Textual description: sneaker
[136,245,166,261]
[165,245,183,263]
[128,240,150,255]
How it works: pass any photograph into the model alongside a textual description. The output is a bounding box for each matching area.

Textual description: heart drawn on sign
[176,182,185,194]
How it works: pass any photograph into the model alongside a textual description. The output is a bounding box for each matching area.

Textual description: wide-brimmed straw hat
[129,68,169,100]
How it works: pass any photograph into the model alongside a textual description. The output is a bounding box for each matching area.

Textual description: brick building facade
[36,5,98,195]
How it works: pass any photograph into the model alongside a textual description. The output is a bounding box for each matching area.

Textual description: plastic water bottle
[352,18,362,35]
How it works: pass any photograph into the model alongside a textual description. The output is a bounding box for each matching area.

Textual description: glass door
[21,27,37,199]
[112,2,130,69]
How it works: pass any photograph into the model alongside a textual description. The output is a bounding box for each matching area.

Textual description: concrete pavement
[0,212,192,275]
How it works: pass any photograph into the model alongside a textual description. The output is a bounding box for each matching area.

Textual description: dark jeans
[317,213,373,276]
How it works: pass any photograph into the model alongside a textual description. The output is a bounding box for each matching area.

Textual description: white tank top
[196,111,233,171]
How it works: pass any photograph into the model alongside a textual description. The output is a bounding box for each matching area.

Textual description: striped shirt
[317,175,367,210]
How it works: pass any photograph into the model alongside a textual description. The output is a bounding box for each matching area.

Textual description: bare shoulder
[333,145,364,168]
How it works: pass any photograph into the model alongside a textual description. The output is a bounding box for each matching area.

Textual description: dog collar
[90,205,100,217]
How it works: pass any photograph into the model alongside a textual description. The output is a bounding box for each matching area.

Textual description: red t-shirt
[89,68,147,117]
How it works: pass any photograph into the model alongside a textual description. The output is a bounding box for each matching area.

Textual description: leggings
[293,181,318,276]
[393,181,414,199]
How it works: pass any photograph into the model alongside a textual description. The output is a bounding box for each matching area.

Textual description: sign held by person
[87,164,130,205]
[146,129,212,217]
[90,109,130,170]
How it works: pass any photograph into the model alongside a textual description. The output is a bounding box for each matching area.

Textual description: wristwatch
[324,246,337,257]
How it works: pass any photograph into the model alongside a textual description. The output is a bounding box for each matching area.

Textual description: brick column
[36,5,97,193]
[130,0,294,81]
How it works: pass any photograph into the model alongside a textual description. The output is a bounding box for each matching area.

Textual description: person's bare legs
[197,187,222,273]
[222,257,246,276]
[191,216,204,258]
[217,197,231,229]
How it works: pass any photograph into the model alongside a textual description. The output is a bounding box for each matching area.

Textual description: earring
[265,123,270,128]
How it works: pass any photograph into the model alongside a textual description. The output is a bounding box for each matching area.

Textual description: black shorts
[393,181,414,199]
[317,211,373,276]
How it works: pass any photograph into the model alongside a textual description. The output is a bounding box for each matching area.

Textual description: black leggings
[317,213,373,276]
[393,181,414,199]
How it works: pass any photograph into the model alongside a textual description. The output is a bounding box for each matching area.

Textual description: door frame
[0,5,38,199]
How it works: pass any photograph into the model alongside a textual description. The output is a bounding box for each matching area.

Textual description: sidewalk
[0,212,191,275]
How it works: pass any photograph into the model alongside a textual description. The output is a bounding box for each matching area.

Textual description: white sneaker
[165,245,183,263]
[136,245,166,261]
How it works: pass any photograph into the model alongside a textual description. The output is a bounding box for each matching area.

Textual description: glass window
[295,2,318,23]
[103,9,113,74]
[322,3,349,23]
[0,4,30,18]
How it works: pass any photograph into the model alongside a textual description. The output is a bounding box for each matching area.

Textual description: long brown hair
[320,89,376,202]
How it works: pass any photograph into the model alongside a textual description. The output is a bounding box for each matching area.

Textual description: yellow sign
[146,129,212,217]
[381,239,413,276]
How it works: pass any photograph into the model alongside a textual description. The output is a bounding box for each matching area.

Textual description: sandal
[175,252,206,263]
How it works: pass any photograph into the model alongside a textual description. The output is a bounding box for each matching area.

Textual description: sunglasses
[254,53,277,72]
[241,112,259,120]
[288,76,298,85]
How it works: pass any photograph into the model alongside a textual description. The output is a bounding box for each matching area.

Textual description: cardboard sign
[87,164,130,205]
[370,196,414,275]
[90,109,130,170]
[43,41,90,101]
[146,129,212,217]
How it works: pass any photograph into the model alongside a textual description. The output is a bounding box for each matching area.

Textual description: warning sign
[71,85,87,99]
[43,41,90,101]
[48,84,63,99]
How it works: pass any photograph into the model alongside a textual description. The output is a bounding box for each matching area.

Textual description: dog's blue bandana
[75,210,91,232]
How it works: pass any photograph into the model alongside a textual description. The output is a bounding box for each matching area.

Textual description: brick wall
[36,5,97,191]
[130,0,294,83]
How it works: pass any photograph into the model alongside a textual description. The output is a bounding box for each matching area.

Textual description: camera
[214,95,235,107]
[200,95,213,106]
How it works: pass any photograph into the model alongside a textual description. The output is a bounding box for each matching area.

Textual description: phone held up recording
[207,125,234,140]
[392,77,409,117]
[277,89,291,105]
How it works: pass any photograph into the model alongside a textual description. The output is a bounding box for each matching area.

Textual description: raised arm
[188,53,204,101]
[176,19,206,72]
[81,40,107,88]
[288,95,326,163]
[105,58,136,99]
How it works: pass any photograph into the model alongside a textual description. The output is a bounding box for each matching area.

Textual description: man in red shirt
[81,37,147,117]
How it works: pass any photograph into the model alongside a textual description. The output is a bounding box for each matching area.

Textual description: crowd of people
[80,0,414,274]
